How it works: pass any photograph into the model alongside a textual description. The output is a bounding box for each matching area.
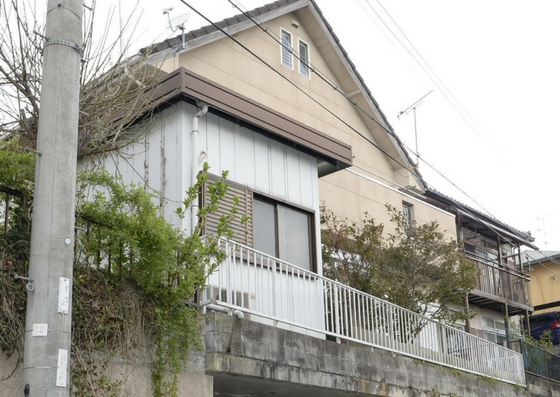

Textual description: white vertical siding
[254,132,272,193]
[79,102,320,226]
[78,106,187,230]
[269,140,288,200]
[202,109,317,210]
[233,123,257,184]
[286,148,302,204]
[79,101,324,333]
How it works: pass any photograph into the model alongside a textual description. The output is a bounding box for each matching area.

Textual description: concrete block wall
[205,312,560,397]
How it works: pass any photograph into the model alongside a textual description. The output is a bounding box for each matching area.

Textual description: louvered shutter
[299,40,310,78]
[201,173,253,247]
[281,29,293,68]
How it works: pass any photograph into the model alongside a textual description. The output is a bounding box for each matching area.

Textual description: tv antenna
[163,7,191,50]
[397,90,433,167]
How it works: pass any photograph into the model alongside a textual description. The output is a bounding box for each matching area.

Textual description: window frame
[280,28,293,70]
[298,38,311,79]
[201,172,316,272]
[481,316,506,345]
[253,193,316,272]
[402,201,414,226]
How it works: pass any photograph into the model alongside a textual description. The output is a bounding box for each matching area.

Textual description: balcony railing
[510,340,560,381]
[201,238,526,386]
[467,253,531,308]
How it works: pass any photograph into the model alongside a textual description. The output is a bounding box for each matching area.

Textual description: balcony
[467,253,532,315]
[201,238,526,386]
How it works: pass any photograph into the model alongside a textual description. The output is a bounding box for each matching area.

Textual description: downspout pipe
[191,102,208,233]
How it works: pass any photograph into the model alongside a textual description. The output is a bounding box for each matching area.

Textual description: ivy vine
[1,144,242,396]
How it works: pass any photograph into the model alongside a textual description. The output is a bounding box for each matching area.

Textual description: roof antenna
[163,7,191,50]
[397,90,433,168]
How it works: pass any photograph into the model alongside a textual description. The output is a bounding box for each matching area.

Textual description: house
[425,188,538,343]
[76,0,537,395]
[144,0,458,239]
[521,250,560,314]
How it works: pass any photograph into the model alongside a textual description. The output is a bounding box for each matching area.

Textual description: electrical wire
[175,1,560,276]
[523,251,560,276]
[399,139,560,273]
[177,0,413,174]
[176,2,512,229]
[225,0,400,141]
[224,0,540,248]
[363,0,491,143]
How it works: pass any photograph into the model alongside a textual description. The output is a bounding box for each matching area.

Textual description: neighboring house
[425,189,538,343]
[521,250,560,314]
[77,0,535,394]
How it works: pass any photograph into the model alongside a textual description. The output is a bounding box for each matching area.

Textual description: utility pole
[22,1,82,396]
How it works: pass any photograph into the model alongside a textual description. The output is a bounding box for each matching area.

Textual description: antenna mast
[397,90,433,167]
[163,8,191,50]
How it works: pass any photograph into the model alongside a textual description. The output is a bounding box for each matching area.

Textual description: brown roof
[142,0,425,188]
[140,67,353,175]
[142,1,301,55]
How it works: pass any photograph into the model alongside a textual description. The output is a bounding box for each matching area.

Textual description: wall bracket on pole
[14,274,35,292]
[24,147,42,156]
[44,39,83,55]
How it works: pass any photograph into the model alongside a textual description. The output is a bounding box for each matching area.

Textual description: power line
[177,0,413,174]
[362,0,492,143]
[176,1,542,259]
[226,0,529,243]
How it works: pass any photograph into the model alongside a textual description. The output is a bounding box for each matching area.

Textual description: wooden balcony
[467,254,533,315]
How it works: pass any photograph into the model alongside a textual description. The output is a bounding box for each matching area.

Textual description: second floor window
[298,39,310,78]
[202,173,315,272]
[281,29,293,69]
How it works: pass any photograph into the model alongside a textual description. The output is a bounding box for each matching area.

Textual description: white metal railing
[201,238,526,386]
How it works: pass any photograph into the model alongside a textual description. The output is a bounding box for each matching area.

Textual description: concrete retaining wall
[4,312,560,397]
[205,312,560,397]
[0,351,213,397]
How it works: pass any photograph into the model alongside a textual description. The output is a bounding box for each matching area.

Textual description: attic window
[298,39,310,78]
[280,28,293,69]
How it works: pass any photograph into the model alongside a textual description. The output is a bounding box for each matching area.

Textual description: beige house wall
[527,263,560,314]
[157,11,457,239]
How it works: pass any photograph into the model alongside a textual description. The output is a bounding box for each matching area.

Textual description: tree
[0,142,34,370]
[0,0,166,155]
[321,203,479,326]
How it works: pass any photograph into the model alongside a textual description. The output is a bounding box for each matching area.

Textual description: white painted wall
[80,101,325,332]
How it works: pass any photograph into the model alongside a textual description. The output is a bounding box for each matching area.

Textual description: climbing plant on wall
[1,152,243,396]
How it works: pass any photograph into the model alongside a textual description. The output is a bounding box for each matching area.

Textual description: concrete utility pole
[22,1,82,396]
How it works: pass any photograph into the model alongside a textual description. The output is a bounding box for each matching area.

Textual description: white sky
[87,0,560,250]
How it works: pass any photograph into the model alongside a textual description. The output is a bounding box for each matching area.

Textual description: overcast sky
[87,0,560,251]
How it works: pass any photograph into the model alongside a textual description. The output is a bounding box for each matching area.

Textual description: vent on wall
[207,286,251,311]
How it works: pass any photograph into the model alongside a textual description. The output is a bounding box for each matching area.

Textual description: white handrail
[202,238,526,386]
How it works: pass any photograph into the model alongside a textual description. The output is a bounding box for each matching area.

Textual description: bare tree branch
[0,0,170,157]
